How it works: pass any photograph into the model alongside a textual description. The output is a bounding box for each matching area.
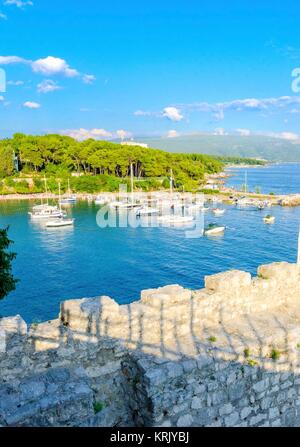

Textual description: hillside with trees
[141,134,300,162]
[0,133,223,193]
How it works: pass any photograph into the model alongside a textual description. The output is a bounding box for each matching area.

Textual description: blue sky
[1,0,300,141]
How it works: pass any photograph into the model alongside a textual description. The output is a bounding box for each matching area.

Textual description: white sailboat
[29,176,65,220]
[46,181,74,227]
[109,163,139,209]
[60,178,77,204]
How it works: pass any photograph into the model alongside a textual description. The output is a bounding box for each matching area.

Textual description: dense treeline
[0,133,223,192]
[215,156,266,166]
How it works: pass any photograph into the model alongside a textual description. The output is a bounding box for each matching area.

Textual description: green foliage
[216,156,266,166]
[93,401,105,414]
[247,359,258,367]
[0,134,224,193]
[199,189,220,194]
[0,227,18,300]
[0,145,15,178]
[243,348,251,358]
[270,349,281,361]
[208,336,217,343]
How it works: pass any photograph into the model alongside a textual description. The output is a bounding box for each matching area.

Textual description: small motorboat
[204,223,225,236]
[135,206,159,216]
[263,215,275,224]
[212,208,226,216]
[257,202,265,210]
[46,218,75,228]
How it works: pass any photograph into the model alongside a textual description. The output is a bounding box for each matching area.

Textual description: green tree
[0,227,18,300]
[0,145,14,177]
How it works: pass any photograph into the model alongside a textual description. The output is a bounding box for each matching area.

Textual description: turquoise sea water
[226,163,300,195]
[1,163,300,323]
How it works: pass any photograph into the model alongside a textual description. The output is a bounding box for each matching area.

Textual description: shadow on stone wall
[1,261,300,427]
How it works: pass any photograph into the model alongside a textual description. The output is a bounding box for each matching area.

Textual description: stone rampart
[1,261,300,427]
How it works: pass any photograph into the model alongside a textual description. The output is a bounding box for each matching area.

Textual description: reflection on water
[0,180,300,323]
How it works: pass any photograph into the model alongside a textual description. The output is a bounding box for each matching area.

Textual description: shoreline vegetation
[0,134,267,194]
[0,133,223,194]
[1,133,298,205]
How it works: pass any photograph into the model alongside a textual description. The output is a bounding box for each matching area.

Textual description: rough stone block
[258,262,298,283]
[204,270,252,294]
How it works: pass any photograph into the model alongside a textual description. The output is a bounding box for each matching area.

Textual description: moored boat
[135,206,159,216]
[46,218,74,227]
[29,205,66,220]
[212,208,225,216]
[263,215,275,224]
[204,223,225,236]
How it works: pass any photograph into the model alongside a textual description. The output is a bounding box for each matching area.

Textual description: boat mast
[58,180,62,212]
[245,170,248,193]
[44,175,49,205]
[130,163,134,205]
[170,168,173,196]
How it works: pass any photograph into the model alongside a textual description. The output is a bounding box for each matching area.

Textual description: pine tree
[0,227,18,300]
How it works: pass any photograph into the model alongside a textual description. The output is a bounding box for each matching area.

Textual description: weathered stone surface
[1,261,300,427]
[204,270,252,293]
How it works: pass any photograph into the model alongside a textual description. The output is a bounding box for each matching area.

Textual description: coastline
[0,189,299,207]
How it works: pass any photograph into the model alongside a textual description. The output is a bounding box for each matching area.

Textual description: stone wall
[1,261,300,427]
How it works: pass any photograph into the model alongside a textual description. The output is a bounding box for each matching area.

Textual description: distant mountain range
[133,135,300,162]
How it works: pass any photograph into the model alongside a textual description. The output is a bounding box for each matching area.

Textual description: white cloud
[0,56,28,65]
[0,55,95,83]
[23,101,40,109]
[276,132,299,141]
[213,128,228,136]
[82,74,96,84]
[0,96,4,101]
[32,56,79,77]
[116,129,132,140]
[178,96,300,121]
[7,80,24,86]
[134,107,184,121]
[0,11,7,19]
[37,79,61,94]
[290,108,300,114]
[235,128,251,136]
[167,130,180,138]
[61,128,112,141]
[4,0,33,8]
[134,110,153,117]
[162,107,183,122]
